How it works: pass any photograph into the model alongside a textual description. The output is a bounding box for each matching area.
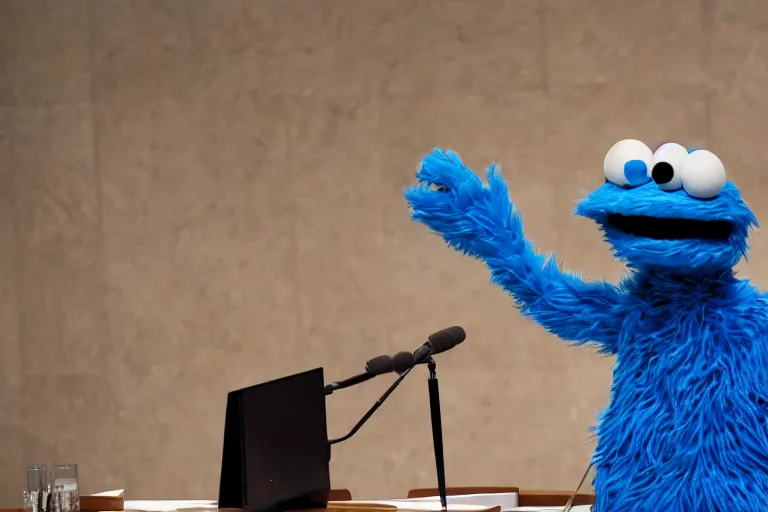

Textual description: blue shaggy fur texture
[404,148,768,512]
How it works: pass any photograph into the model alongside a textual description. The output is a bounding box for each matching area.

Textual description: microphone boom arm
[328,366,414,445]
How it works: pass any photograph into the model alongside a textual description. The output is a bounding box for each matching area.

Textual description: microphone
[393,351,416,375]
[324,355,395,395]
[326,326,466,447]
[413,326,466,364]
[411,326,466,512]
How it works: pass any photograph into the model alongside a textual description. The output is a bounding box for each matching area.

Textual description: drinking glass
[22,490,33,512]
[51,464,79,512]
[25,464,50,512]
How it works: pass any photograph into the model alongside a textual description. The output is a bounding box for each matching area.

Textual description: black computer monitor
[218,368,331,512]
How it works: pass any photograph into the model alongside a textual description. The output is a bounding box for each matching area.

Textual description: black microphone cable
[327,351,416,445]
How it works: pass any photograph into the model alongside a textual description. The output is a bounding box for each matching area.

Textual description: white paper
[346,501,492,512]
[90,490,124,497]
[505,506,592,512]
[123,500,218,512]
[408,492,519,509]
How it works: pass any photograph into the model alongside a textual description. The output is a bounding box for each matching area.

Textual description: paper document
[123,500,217,512]
[90,490,125,497]
[345,501,495,512]
[408,493,519,509]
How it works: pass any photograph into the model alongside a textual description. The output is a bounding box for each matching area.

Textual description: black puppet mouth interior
[606,214,733,241]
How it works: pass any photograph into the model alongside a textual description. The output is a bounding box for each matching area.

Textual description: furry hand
[403,148,517,256]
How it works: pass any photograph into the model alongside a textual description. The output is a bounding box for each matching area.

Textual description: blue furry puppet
[404,140,768,512]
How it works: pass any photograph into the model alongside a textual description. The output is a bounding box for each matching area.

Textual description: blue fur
[576,180,757,272]
[404,148,768,511]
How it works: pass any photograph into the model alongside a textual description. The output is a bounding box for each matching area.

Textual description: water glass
[51,464,79,512]
[25,464,50,512]
[22,490,33,512]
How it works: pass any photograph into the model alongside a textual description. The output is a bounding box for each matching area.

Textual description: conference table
[0,486,595,512]
[1,486,595,512]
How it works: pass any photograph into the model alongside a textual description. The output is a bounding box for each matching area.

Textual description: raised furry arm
[405,149,622,354]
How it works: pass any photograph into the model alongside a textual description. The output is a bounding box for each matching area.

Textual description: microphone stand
[427,357,448,512]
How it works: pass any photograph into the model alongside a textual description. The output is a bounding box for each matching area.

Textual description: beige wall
[2,0,768,506]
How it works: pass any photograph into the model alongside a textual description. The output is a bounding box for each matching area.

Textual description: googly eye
[680,150,726,199]
[651,142,688,191]
[604,139,653,187]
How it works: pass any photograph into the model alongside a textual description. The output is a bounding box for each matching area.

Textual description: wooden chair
[329,488,354,501]
[407,486,595,507]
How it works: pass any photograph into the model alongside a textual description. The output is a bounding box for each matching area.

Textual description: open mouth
[606,214,733,241]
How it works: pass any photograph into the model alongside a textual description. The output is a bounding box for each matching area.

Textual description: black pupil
[652,162,674,185]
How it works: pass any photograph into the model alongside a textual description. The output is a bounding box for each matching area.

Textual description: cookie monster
[404,140,768,511]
